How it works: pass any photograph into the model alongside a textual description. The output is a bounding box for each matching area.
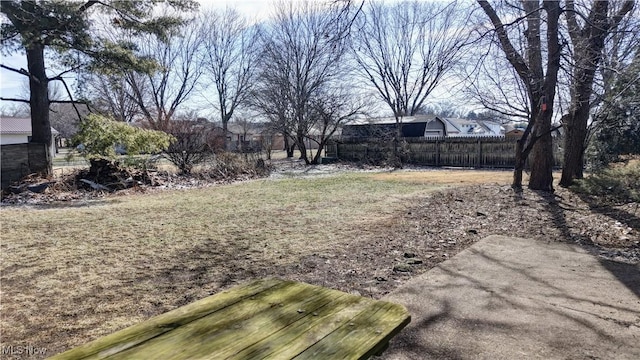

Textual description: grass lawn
[0,169,517,357]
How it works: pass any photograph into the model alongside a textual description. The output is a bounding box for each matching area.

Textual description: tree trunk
[559,8,609,186]
[560,106,589,186]
[311,139,326,165]
[529,108,555,192]
[297,134,309,164]
[478,0,561,192]
[284,136,295,157]
[528,132,554,191]
[394,116,402,167]
[527,0,561,192]
[559,1,634,186]
[222,113,231,151]
[512,139,525,189]
[26,44,52,176]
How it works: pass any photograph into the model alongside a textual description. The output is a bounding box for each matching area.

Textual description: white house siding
[0,133,29,145]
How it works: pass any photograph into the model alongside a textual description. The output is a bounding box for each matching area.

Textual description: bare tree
[124,16,205,130]
[352,1,470,118]
[250,77,297,157]
[87,75,140,123]
[305,86,365,164]
[0,103,29,117]
[200,8,258,150]
[255,1,354,164]
[49,103,88,141]
[559,0,635,186]
[415,101,483,119]
[478,0,562,191]
[461,43,532,122]
[351,0,470,163]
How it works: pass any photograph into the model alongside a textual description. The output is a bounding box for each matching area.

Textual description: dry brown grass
[0,171,450,358]
[371,168,524,185]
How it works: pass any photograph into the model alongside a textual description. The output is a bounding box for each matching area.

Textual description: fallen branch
[80,179,111,192]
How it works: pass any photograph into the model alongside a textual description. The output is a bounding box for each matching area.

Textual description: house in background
[342,115,448,140]
[438,117,503,137]
[226,122,267,152]
[0,116,59,156]
[341,115,502,141]
[503,123,525,139]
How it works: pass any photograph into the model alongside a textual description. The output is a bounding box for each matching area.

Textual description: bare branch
[253,1,353,164]
[200,8,257,142]
[50,100,88,104]
[49,77,83,120]
[0,97,30,104]
[49,65,84,80]
[353,1,470,118]
[77,1,102,13]
[0,64,38,84]
[119,18,205,130]
[477,0,532,90]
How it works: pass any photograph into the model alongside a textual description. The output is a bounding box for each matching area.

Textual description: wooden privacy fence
[1,143,48,190]
[328,137,563,168]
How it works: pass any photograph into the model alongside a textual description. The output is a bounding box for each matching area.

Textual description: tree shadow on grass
[573,192,640,231]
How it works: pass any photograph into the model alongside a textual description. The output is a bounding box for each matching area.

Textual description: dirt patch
[275,183,639,298]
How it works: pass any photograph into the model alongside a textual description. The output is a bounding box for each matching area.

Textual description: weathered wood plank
[256,296,376,359]
[105,281,338,359]
[293,301,411,360]
[49,278,282,359]
[337,137,535,168]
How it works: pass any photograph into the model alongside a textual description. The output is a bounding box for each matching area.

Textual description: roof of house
[0,116,59,135]
[438,117,501,136]
[227,122,268,136]
[350,115,436,125]
[343,116,504,138]
[342,121,430,138]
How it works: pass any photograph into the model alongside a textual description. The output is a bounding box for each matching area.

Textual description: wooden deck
[49,278,411,359]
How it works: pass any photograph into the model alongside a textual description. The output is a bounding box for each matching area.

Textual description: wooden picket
[334,137,562,168]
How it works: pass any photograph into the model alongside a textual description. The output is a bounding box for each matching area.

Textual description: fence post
[477,139,482,168]
[436,139,440,167]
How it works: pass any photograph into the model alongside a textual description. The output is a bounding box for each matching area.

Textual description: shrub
[571,159,640,204]
[71,114,173,160]
[163,121,221,174]
[195,152,271,181]
[69,114,173,190]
